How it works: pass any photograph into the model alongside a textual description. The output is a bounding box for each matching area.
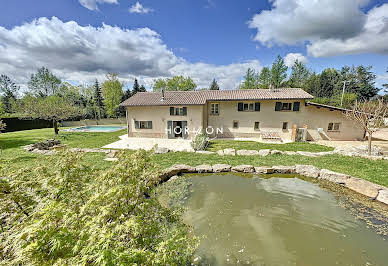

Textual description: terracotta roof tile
[120,88,314,106]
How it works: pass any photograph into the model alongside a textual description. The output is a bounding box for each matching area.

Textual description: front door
[167,121,188,139]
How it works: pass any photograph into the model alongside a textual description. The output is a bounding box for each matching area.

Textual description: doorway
[167,120,188,139]
[173,121,183,138]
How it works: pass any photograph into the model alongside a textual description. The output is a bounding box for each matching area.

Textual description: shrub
[190,133,209,151]
[0,151,199,265]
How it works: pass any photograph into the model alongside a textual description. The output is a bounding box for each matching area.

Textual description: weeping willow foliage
[0,151,198,265]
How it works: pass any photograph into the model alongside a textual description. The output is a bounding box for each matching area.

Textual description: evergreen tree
[288,60,311,88]
[271,55,288,88]
[139,84,146,92]
[93,79,105,119]
[209,79,220,90]
[258,67,271,89]
[132,78,140,95]
[239,68,259,89]
[0,74,19,113]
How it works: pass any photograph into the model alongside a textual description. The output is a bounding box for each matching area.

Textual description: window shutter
[293,102,300,111]
[182,107,187,116]
[134,121,140,129]
[275,102,282,111]
[238,102,243,111]
[182,121,188,139]
[170,107,174,115]
[255,102,260,111]
[147,121,152,129]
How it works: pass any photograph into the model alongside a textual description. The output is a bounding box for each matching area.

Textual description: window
[275,102,299,111]
[211,103,219,115]
[170,107,187,116]
[282,103,292,110]
[135,121,152,129]
[238,102,260,112]
[282,122,288,130]
[328,122,341,131]
[254,122,260,130]
[233,121,239,129]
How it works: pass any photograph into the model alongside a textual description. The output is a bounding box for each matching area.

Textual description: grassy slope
[1,128,387,187]
[207,140,333,152]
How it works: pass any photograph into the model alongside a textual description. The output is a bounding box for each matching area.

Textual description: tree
[345,99,388,155]
[258,67,271,89]
[271,55,288,88]
[139,84,146,92]
[339,65,378,100]
[239,68,259,89]
[0,75,19,113]
[153,76,196,91]
[93,79,105,119]
[132,78,140,94]
[101,73,124,117]
[28,67,61,97]
[19,95,81,134]
[288,60,310,88]
[0,151,199,264]
[209,79,220,90]
[316,68,340,97]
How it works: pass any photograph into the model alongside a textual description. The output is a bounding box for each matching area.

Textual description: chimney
[269,83,275,92]
[161,88,165,101]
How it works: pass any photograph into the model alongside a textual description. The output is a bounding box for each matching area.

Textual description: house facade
[120,89,364,141]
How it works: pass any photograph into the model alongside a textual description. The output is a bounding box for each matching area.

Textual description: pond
[158,174,388,265]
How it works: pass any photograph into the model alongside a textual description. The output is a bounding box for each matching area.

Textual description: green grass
[0,127,126,170]
[207,140,333,152]
[152,152,388,187]
[1,127,387,188]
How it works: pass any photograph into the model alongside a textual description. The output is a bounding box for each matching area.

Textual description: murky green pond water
[159,174,388,265]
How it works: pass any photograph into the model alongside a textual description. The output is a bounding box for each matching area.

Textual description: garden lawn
[0,127,126,170]
[207,139,333,152]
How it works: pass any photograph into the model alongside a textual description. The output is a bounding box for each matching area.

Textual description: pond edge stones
[162,164,388,206]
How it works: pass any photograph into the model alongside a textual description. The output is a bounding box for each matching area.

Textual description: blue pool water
[67,125,126,132]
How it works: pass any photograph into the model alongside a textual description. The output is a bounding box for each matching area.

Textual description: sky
[0,0,387,92]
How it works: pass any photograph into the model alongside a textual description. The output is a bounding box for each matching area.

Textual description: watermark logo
[165,126,223,136]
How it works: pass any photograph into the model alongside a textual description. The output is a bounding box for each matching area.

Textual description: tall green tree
[28,67,61,97]
[288,60,311,88]
[271,55,288,88]
[316,68,340,97]
[0,75,19,113]
[93,79,105,119]
[339,65,378,99]
[19,95,81,134]
[239,68,259,89]
[258,67,271,89]
[132,78,140,94]
[101,73,124,117]
[153,76,196,91]
[209,79,220,90]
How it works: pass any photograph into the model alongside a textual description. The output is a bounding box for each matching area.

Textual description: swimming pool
[66,125,126,132]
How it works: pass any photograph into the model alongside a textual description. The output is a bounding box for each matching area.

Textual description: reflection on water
[176,174,388,265]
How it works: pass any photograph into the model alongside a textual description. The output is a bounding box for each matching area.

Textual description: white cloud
[129,2,153,14]
[284,53,308,67]
[0,17,260,90]
[307,4,388,57]
[79,0,118,11]
[249,0,388,57]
